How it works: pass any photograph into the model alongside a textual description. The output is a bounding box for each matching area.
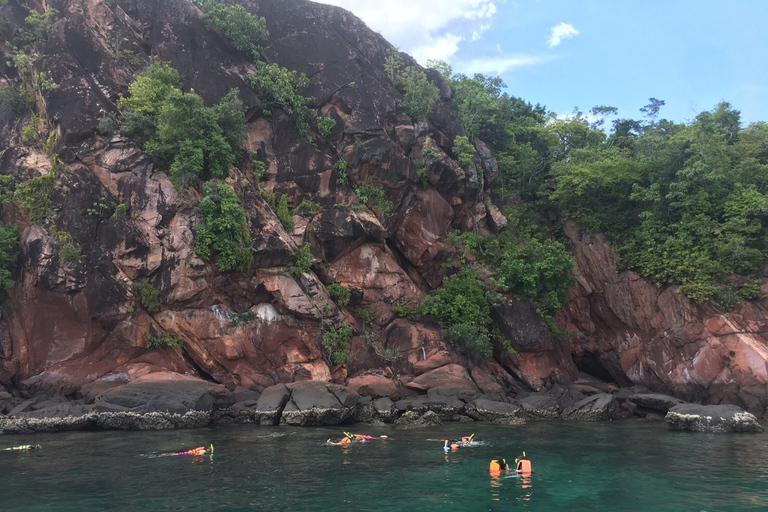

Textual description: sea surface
[1,420,766,511]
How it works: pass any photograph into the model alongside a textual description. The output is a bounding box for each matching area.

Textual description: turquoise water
[1,421,767,511]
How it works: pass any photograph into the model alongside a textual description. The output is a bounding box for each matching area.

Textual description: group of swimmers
[489,451,532,477]
[3,443,212,457]
[328,432,533,477]
[5,436,532,476]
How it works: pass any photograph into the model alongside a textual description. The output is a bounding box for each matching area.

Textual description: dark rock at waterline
[93,377,230,415]
[629,393,686,413]
[562,393,616,421]
[280,381,360,426]
[464,398,525,425]
[252,384,291,425]
[665,403,764,433]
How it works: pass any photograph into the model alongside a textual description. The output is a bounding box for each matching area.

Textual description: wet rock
[280,381,359,426]
[562,393,616,421]
[253,384,291,426]
[629,393,687,413]
[665,404,764,433]
[94,375,228,415]
[464,398,525,425]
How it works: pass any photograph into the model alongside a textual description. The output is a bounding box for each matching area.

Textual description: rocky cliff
[1,0,767,418]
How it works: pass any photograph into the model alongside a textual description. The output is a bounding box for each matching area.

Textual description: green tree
[250,61,314,138]
[0,222,19,298]
[195,182,252,272]
[201,1,268,62]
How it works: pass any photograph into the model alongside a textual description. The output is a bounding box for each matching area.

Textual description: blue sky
[318,0,768,127]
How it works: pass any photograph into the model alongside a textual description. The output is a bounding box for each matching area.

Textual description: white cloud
[318,0,499,63]
[462,54,549,75]
[547,22,579,48]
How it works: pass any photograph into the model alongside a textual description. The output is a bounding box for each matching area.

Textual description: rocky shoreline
[1,375,762,435]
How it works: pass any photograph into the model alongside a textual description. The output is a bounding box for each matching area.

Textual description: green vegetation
[321,322,353,365]
[353,184,393,214]
[0,85,32,122]
[316,116,336,139]
[385,48,439,119]
[452,135,476,166]
[430,59,768,310]
[0,222,19,299]
[327,283,351,306]
[250,61,314,138]
[276,194,294,232]
[290,242,313,278]
[144,331,182,349]
[194,182,252,272]
[13,169,56,225]
[132,279,162,313]
[118,62,244,188]
[25,7,57,42]
[200,1,268,62]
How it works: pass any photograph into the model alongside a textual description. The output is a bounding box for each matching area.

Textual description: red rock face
[1,0,767,418]
[559,221,768,416]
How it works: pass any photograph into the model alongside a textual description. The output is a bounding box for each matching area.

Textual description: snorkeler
[489,457,509,476]
[327,432,353,446]
[3,444,42,451]
[515,451,532,475]
[157,444,213,457]
[444,439,460,452]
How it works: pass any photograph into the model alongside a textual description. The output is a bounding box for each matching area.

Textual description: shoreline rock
[2,378,762,434]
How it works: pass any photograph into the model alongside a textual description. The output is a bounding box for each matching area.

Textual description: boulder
[280,381,359,426]
[93,375,228,415]
[253,384,291,426]
[562,393,616,421]
[465,398,525,425]
[665,404,764,433]
[347,374,397,399]
[629,393,687,413]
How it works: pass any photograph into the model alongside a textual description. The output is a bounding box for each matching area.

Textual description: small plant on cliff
[353,185,393,214]
[144,331,182,349]
[452,136,476,166]
[132,279,162,313]
[384,48,439,120]
[195,182,253,272]
[200,1,268,63]
[391,298,418,321]
[321,322,353,365]
[276,194,294,232]
[0,85,32,123]
[0,222,19,299]
[290,242,313,279]
[327,283,351,307]
[24,7,58,42]
[13,169,56,225]
[316,116,336,139]
[250,61,314,139]
[419,266,495,358]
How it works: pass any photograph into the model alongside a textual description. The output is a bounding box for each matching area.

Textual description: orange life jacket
[186,446,206,456]
[489,460,502,476]
[339,437,351,445]
[516,459,532,475]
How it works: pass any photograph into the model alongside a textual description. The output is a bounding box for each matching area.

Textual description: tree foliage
[201,1,268,62]
[0,222,19,298]
[194,182,252,272]
[386,49,439,119]
[118,62,245,188]
[437,60,768,310]
[250,61,314,138]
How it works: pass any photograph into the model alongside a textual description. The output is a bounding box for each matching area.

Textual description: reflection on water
[0,421,766,511]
